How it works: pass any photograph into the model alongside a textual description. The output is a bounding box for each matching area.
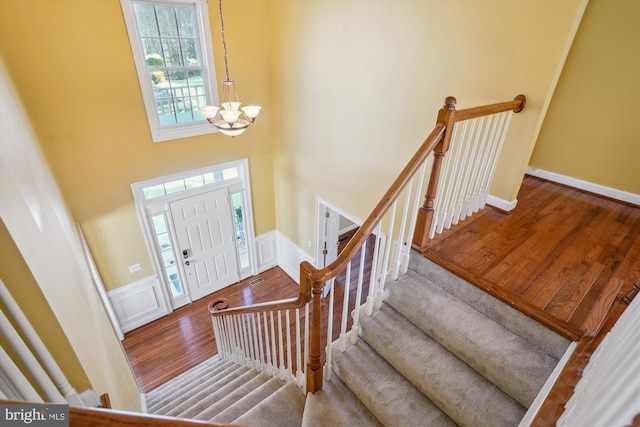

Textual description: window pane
[185,175,204,189]
[167,265,183,296]
[203,172,215,184]
[232,192,249,269]
[222,167,239,180]
[176,7,195,37]
[164,179,186,194]
[156,5,178,37]
[142,39,164,67]
[145,184,167,200]
[151,214,167,232]
[161,247,175,268]
[161,38,183,67]
[182,39,199,66]
[133,3,159,37]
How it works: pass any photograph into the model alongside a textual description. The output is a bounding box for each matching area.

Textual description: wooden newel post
[412,96,457,249]
[306,274,324,393]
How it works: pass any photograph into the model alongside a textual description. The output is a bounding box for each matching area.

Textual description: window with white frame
[121,0,220,142]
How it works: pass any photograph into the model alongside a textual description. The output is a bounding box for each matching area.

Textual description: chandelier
[200,0,261,137]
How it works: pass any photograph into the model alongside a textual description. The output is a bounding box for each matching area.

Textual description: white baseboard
[255,231,278,273]
[140,391,148,413]
[276,231,314,284]
[526,167,640,205]
[108,276,170,333]
[486,195,518,212]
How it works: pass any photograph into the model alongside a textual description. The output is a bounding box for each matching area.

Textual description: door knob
[185,261,190,266]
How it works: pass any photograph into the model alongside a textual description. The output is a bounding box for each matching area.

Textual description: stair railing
[210,95,526,394]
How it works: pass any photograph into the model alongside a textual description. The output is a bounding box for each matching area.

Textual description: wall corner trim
[486,195,518,212]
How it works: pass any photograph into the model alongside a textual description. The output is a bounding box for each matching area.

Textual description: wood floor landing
[123,175,639,392]
[422,175,639,337]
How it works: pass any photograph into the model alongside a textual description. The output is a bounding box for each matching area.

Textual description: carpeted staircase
[146,254,571,426]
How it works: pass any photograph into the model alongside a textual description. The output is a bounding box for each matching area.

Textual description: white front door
[170,189,239,301]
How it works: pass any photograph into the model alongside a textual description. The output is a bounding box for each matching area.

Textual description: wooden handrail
[210,95,527,394]
[0,401,235,427]
[452,94,526,122]
[69,405,236,427]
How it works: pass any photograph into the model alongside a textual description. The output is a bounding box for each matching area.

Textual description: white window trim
[120,0,220,142]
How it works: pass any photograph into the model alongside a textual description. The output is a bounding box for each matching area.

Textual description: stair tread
[408,254,571,359]
[208,375,285,424]
[388,270,561,407]
[359,303,527,427]
[146,356,226,399]
[232,380,305,427]
[147,358,237,412]
[302,373,384,427]
[331,338,458,427]
[163,366,257,418]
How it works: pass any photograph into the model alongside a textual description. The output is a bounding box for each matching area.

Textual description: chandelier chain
[218,0,230,81]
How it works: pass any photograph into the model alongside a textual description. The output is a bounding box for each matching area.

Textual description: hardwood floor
[123,175,639,392]
[422,175,639,336]
[122,268,300,392]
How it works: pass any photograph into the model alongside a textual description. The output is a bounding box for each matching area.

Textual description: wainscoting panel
[276,231,314,284]
[108,276,170,333]
[255,231,278,273]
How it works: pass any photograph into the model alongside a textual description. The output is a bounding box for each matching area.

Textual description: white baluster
[366,222,383,315]
[430,123,460,238]
[277,310,286,379]
[0,345,43,402]
[286,310,293,379]
[295,307,303,387]
[467,115,494,216]
[211,316,223,357]
[482,111,513,207]
[263,312,273,375]
[404,159,429,273]
[377,200,397,308]
[304,303,310,366]
[241,314,252,367]
[442,120,469,230]
[455,117,483,224]
[270,311,278,377]
[479,112,506,208]
[256,313,266,371]
[249,313,262,371]
[351,239,367,345]
[392,183,412,280]
[231,315,242,363]
[338,262,352,351]
[324,278,335,381]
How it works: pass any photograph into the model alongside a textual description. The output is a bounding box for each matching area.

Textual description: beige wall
[1,62,140,410]
[0,0,275,291]
[268,0,587,253]
[529,0,640,194]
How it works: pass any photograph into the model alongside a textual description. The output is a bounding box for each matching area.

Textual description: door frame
[314,197,361,269]
[131,159,258,310]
